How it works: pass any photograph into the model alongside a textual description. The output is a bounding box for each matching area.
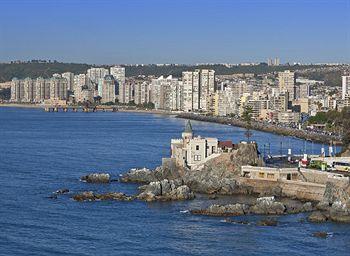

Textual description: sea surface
[0,107,349,256]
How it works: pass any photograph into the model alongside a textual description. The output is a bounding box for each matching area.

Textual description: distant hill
[0,62,344,86]
[0,62,92,82]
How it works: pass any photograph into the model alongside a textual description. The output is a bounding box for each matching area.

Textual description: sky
[0,0,349,64]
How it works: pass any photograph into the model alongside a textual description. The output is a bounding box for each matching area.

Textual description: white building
[151,75,181,110]
[98,75,116,104]
[170,121,218,169]
[62,72,74,91]
[110,66,125,85]
[342,75,350,100]
[278,70,295,101]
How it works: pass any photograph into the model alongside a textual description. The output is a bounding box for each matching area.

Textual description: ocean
[0,107,349,256]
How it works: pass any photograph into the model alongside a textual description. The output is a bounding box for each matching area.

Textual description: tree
[242,106,253,141]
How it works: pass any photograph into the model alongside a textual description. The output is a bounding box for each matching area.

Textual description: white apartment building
[151,75,181,110]
[62,72,74,91]
[110,66,125,85]
[278,70,296,101]
[342,75,350,100]
[98,75,116,104]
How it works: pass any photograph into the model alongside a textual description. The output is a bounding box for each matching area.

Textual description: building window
[194,155,201,161]
[196,145,199,150]
[267,173,274,179]
[258,172,265,178]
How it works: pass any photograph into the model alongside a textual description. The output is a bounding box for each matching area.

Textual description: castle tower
[182,120,193,141]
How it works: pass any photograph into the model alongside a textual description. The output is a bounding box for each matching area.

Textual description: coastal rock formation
[308,211,328,223]
[191,197,315,217]
[120,168,156,183]
[80,173,110,183]
[73,191,133,202]
[182,143,262,194]
[137,179,194,201]
[249,197,286,215]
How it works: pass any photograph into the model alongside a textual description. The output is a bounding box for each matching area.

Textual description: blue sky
[0,0,349,64]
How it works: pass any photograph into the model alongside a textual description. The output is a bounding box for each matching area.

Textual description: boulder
[308,211,328,223]
[249,197,286,215]
[120,168,156,183]
[137,179,194,201]
[81,173,110,183]
[329,201,350,223]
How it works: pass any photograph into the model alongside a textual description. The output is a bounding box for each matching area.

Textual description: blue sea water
[0,107,349,256]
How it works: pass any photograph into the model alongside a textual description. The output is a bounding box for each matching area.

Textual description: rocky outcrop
[249,197,285,215]
[80,173,110,183]
[182,143,262,195]
[137,179,194,202]
[73,191,133,202]
[308,211,328,223]
[120,165,183,184]
[191,197,314,217]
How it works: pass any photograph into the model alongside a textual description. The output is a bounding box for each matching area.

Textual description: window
[194,155,201,161]
[258,172,265,178]
[267,173,274,179]
[196,145,199,150]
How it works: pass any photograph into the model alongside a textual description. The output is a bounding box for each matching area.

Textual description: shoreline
[176,113,342,146]
[1,103,342,145]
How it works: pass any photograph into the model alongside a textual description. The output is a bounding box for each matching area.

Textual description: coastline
[176,113,342,146]
[0,103,342,145]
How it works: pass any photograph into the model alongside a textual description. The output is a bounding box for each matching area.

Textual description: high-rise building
[110,66,125,85]
[278,70,295,100]
[119,81,134,104]
[73,74,87,103]
[22,78,34,102]
[87,68,109,88]
[10,78,21,102]
[150,75,181,110]
[198,69,215,111]
[134,81,150,105]
[62,72,74,91]
[181,69,215,112]
[98,75,116,104]
[50,77,68,100]
[342,75,350,100]
[34,77,50,102]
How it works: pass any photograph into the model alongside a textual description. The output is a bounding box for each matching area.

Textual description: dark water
[0,107,349,256]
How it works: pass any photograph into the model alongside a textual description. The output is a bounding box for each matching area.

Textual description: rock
[316,201,331,211]
[249,197,286,215]
[302,202,314,212]
[137,179,194,201]
[329,201,350,223]
[120,168,156,183]
[191,203,249,216]
[48,194,58,199]
[72,191,133,202]
[308,211,328,223]
[256,219,278,226]
[54,188,69,195]
[222,218,250,225]
[81,173,110,183]
[312,232,328,239]
[284,201,314,214]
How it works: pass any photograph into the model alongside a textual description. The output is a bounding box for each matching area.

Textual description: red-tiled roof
[218,140,234,148]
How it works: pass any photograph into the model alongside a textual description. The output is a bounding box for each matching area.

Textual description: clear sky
[0,0,349,64]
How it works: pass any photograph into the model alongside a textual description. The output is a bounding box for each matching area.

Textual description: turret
[182,120,193,140]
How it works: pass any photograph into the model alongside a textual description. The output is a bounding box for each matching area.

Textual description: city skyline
[0,0,349,64]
